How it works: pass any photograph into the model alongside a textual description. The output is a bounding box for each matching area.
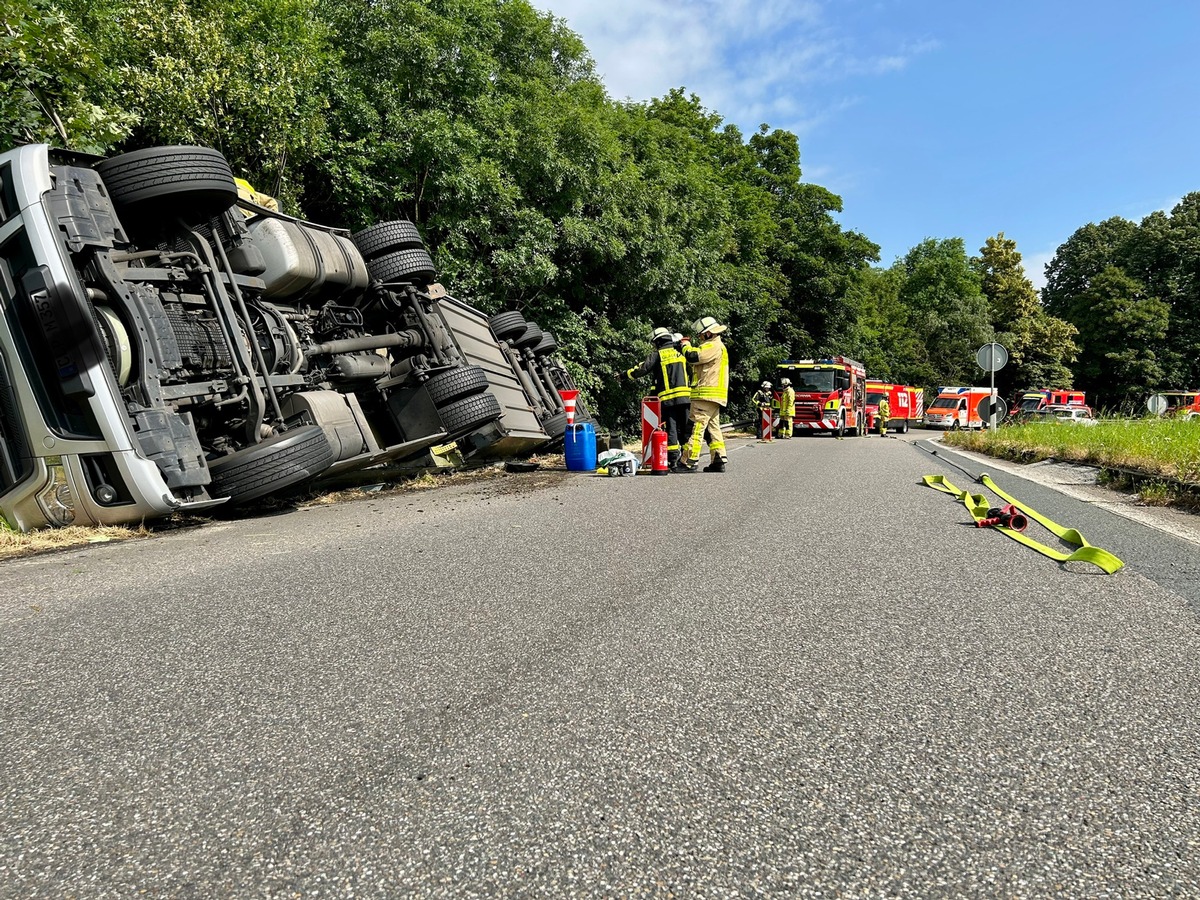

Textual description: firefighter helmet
[761,380,772,390]
[781,378,792,387]
[651,326,672,343]
[691,315,727,336]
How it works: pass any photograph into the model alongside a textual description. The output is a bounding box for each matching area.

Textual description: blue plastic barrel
[563,422,597,471]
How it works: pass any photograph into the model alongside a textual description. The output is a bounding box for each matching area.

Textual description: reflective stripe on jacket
[627,345,691,404]
[684,336,728,406]
[778,387,795,416]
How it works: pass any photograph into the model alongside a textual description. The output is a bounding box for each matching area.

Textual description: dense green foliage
[1043,198,1200,408]
[1,0,1193,426]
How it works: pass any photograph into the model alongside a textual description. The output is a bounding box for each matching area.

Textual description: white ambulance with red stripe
[865,381,923,434]
[775,357,867,438]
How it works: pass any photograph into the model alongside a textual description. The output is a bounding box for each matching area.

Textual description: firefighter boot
[703,456,726,473]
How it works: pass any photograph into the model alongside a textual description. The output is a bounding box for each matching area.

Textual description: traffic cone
[558,389,579,425]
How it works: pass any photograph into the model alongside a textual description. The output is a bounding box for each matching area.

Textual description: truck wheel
[96,146,238,224]
[540,410,569,439]
[488,311,528,342]
[514,323,544,350]
[352,220,425,260]
[951,421,961,432]
[833,414,845,439]
[532,329,559,356]
[367,248,435,285]
[208,425,335,505]
[425,365,489,406]
[438,392,502,437]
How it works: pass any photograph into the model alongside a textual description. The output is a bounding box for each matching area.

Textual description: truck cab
[776,356,866,438]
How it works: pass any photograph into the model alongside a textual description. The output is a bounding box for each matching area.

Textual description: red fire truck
[1012,388,1088,418]
[776,357,867,437]
[865,381,923,434]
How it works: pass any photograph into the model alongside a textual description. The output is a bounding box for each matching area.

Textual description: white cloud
[1024,250,1054,292]
[534,0,936,139]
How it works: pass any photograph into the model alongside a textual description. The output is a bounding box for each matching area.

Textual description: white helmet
[781,378,792,387]
[761,381,772,390]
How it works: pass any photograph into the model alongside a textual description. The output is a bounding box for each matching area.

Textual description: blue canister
[563,422,597,471]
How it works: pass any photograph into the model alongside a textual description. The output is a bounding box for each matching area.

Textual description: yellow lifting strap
[922,473,1124,574]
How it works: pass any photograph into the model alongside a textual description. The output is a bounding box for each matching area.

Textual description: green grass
[942,418,1200,484]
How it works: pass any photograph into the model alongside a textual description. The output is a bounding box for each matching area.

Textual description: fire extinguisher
[651,425,669,475]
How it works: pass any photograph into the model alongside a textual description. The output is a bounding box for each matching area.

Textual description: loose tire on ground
[488,311,528,342]
[438,392,502,437]
[208,425,335,504]
[96,146,238,224]
[352,221,425,260]
[367,248,435,285]
[424,365,489,407]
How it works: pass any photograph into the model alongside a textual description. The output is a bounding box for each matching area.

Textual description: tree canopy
[3,0,1197,422]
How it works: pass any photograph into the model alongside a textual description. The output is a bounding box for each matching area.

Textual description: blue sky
[532,0,1200,288]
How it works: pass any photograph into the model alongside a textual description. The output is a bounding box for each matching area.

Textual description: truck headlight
[36,460,76,527]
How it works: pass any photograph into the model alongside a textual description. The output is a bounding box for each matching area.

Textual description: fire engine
[865,381,923,434]
[1012,388,1088,418]
[1149,391,1200,419]
[776,357,867,437]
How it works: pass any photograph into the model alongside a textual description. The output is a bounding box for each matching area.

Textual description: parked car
[0,143,580,530]
[1032,405,1097,426]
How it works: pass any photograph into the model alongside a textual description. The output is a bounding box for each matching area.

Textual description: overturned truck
[0,144,590,531]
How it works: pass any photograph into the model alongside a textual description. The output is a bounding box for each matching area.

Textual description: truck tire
[208,425,335,505]
[352,220,425,260]
[514,323,544,350]
[951,420,961,432]
[488,311,527,342]
[367,248,435,285]
[901,419,910,434]
[425,365,489,406]
[438,392,502,437]
[540,410,569,439]
[532,330,559,356]
[96,146,238,223]
[832,414,845,439]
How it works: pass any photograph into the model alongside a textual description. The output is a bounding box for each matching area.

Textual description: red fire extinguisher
[651,425,669,475]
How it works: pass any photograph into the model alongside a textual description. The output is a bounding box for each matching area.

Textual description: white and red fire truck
[776,357,867,437]
[865,381,923,434]
[1012,388,1089,418]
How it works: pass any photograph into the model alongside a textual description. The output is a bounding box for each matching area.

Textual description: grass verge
[943,418,1200,511]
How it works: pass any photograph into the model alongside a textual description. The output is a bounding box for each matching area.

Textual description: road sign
[975,393,1008,424]
[976,343,1009,372]
[1147,394,1169,415]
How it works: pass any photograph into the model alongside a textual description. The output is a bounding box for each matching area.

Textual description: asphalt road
[2,432,1198,897]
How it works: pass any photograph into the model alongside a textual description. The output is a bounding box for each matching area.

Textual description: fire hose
[922,472,1124,574]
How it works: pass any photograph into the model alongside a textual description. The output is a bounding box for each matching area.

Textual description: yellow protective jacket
[778,386,795,417]
[627,346,691,405]
[878,399,891,422]
[684,336,729,406]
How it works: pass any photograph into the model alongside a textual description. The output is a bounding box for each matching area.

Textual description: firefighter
[877,395,891,437]
[625,326,691,468]
[778,377,795,439]
[751,381,773,439]
[679,316,729,472]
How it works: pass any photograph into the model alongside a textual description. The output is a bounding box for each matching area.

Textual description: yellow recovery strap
[922,472,1124,574]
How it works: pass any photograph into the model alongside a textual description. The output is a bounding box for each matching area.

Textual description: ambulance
[864,381,923,434]
[923,387,994,430]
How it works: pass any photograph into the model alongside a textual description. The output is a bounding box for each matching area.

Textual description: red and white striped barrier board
[641,397,661,464]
